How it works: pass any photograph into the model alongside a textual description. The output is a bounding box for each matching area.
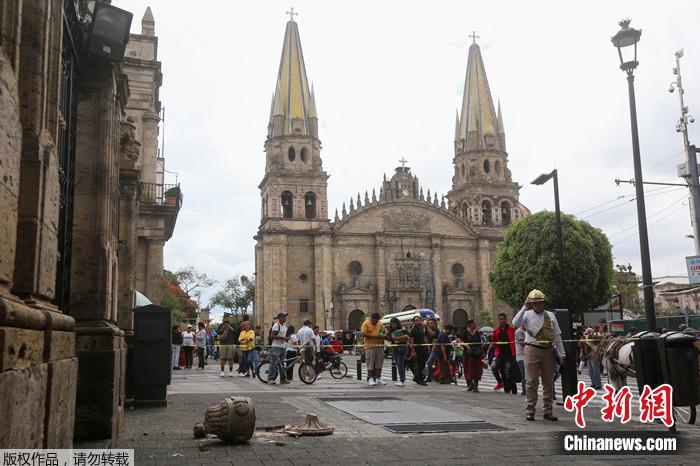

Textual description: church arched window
[483,159,490,174]
[288,147,296,161]
[304,191,316,219]
[481,200,492,225]
[461,163,466,178]
[300,147,308,162]
[281,191,293,218]
[495,160,501,175]
[461,203,468,221]
[501,200,511,226]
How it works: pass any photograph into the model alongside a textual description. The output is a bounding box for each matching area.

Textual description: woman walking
[387,318,409,386]
[460,319,484,392]
[196,322,208,369]
[238,321,256,377]
[182,324,196,369]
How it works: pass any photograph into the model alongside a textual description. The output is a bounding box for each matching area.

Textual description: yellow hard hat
[527,289,546,302]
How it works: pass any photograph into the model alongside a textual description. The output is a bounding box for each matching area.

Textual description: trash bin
[658,331,699,406]
[132,304,172,407]
[632,331,662,394]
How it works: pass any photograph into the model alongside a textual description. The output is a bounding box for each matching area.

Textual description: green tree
[479,309,495,328]
[489,211,614,312]
[169,266,216,307]
[613,263,642,316]
[210,275,256,321]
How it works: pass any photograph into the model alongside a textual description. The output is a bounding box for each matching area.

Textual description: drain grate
[318,396,401,402]
[383,422,506,433]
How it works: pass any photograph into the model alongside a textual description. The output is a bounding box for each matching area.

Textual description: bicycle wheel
[256,361,273,383]
[456,360,464,379]
[330,361,348,379]
[673,405,696,425]
[298,362,317,384]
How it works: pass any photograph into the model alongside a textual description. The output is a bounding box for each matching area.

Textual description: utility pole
[670,49,700,253]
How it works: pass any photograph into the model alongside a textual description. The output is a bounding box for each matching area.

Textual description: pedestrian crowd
[170,311,347,385]
[171,288,681,422]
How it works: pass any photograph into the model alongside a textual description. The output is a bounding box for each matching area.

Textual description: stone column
[140,111,159,184]
[71,57,126,442]
[144,239,164,304]
[260,234,287,333]
[117,167,139,333]
[477,238,493,321]
[313,234,332,329]
[374,234,386,312]
[431,237,443,314]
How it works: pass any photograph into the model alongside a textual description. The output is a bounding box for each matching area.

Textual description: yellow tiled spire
[269,15,315,137]
[457,39,503,152]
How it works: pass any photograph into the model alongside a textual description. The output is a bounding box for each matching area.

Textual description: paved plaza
[122,356,700,465]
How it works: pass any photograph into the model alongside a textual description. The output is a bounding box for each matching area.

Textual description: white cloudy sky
[117,0,700,313]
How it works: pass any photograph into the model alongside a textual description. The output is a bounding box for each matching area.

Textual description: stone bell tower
[258,11,329,228]
[255,12,333,332]
[447,34,528,230]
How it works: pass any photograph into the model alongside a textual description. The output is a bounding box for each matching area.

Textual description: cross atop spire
[470,30,479,44]
[286,7,298,22]
[399,157,408,169]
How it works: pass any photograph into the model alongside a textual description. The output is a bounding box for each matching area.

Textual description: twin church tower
[255,14,529,331]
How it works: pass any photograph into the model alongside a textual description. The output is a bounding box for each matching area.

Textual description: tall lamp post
[531,169,577,399]
[612,19,657,332]
[531,169,566,308]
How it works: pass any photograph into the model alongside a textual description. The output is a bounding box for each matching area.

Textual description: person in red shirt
[331,334,344,354]
[491,313,518,394]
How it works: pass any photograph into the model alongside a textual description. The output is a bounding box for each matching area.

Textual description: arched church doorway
[348,309,365,331]
[453,308,468,332]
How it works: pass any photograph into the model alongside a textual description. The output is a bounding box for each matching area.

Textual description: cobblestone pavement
[123,357,700,465]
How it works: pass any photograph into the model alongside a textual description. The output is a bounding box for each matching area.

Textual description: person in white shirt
[285,326,299,381]
[514,327,526,396]
[195,322,208,369]
[181,324,196,369]
[512,289,566,422]
[267,312,289,384]
[296,320,317,365]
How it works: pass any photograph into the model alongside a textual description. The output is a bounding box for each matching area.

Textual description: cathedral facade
[254,19,529,332]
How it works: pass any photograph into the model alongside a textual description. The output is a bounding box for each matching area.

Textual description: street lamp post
[532,169,577,399]
[612,19,657,332]
[531,170,566,307]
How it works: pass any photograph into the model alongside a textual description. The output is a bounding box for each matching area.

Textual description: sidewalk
[122,361,700,465]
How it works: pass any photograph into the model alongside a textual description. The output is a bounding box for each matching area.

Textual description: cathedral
[254,17,529,332]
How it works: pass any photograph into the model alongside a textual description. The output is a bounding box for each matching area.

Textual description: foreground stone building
[255,19,528,331]
[0,1,179,447]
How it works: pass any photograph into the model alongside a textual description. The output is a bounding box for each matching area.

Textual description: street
[122,355,700,465]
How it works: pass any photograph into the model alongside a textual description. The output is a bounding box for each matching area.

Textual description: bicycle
[315,353,348,379]
[256,351,317,385]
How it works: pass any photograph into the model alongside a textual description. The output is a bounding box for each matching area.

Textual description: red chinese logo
[601,384,632,424]
[639,384,674,428]
[564,381,597,428]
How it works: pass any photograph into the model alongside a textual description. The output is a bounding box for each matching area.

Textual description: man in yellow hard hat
[512,289,566,422]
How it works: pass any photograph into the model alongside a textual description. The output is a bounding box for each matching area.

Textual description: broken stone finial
[203,396,256,443]
[193,422,206,438]
[285,413,333,437]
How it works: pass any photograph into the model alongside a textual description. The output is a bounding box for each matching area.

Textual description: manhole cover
[383,422,506,433]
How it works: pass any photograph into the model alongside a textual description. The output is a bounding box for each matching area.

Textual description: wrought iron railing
[140,183,180,205]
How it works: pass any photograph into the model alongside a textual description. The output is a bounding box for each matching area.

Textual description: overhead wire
[611,203,689,246]
[607,193,689,239]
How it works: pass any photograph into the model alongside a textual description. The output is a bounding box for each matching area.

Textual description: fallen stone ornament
[198,396,256,443]
[285,413,333,436]
[193,422,206,438]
